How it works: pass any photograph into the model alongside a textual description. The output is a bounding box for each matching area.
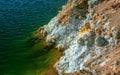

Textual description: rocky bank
[38,0,120,75]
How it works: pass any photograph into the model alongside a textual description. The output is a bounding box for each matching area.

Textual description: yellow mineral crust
[79,23,91,37]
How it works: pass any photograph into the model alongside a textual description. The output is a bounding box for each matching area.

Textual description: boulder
[95,36,107,46]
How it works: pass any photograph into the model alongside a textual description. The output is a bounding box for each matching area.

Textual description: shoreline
[37,0,120,74]
[30,29,63,75]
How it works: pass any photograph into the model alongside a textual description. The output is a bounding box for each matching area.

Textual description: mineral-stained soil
[96,0,120,28]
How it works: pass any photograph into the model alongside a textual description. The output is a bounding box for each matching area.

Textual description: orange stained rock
[93,13,104,23]
[79,23,91,36]
[58,3,75,24]
[106,26,112,36]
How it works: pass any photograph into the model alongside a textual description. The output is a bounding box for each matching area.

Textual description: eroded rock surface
[38,0,120,75]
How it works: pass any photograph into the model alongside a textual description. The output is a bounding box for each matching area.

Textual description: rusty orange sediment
[79,23,91,37]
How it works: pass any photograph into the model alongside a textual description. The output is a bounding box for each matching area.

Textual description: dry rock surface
[38,0,120,75]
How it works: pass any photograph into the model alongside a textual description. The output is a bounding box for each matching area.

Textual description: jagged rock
[77,37,85,46]
[85,38,94,46]
[91,61,97,67]
[87,30,95,37]
[104,35,110,40]
[114,60,119,65]
[112,26,117,32]
[109,37,115,44]
[89,20,95,29]
[38,0,120,74]
[95,36,107,46]
[88,0,97,5]
[56,43,65,51]
[95,27,102,35]
[111,26,120,39]
[112,31,120,39]
[103,22,110,32]
[96,19,102,26]
[102,16,108,22]
[46,34,58,45]
[92,70,98,75]
[83,30,95,46]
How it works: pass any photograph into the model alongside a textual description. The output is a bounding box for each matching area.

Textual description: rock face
[39,0,120,75]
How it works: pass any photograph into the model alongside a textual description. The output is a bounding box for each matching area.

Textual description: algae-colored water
[0,0,66,75]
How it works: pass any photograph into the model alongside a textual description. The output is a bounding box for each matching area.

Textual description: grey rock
[92,70,98,75]
[96,19,102,26]
[115,40,119,45]
[77,38,85,46]
[112,26,117,32]
[91,61,97,67]
[96,55,102,59]
[85,38,94,46]
[109,37,115,44]
[56,43,65,51]
[87,30,95,37]
[114,60,119,65]
[102,16,108,22]
[112,31,120,39]
[103,22,110,32]
[104,35,110,40]
[90,22,95,29]
[82,30,95,46]
[95,37,107,46]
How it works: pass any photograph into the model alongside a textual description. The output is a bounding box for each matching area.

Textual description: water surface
[0,0,66,74]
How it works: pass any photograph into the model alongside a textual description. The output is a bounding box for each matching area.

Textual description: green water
[0,0,66,75]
